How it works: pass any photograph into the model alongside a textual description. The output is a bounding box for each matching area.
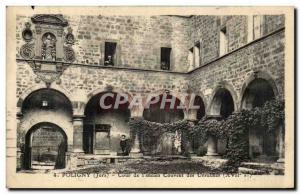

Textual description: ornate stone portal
[19,14,75,87]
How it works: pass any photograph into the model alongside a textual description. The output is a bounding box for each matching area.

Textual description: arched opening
[195,95,206,120]
[143,94,184,123]
[242,78,278,162]
[209,88,235,155]
[242,78,275,110]
[24,122,67,170]
[84,92,131,155]
[210,88,234,118]
[20,89,72,170]
[142,94,184,155]
[22,88,73,115]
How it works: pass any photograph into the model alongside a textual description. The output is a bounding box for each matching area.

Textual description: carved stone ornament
[22,22,33,42]
[63,46,75,62]
[31,14,68,27]
[20,43,35,59]
[21,14,72,87]
[63,27,76,62]
[41,32,56,61]
[65,27,75,45]
[36,72,62,88]
[29,61,67,87]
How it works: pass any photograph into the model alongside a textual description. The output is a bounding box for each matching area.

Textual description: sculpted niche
[19,14,75,87]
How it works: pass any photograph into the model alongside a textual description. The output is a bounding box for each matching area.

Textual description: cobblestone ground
[67,159,223,174]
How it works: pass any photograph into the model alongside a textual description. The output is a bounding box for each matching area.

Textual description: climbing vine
[222,99,285,172]
[128,99,284,170]
[128,118,192,155]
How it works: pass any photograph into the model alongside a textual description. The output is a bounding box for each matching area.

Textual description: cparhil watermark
[99,92,201,110]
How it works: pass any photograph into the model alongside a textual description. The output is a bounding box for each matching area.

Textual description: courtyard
[64,158,224,175]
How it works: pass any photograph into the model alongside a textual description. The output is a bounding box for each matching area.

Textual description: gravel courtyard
[67,158,224,174]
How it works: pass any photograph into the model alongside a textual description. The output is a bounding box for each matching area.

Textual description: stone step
[239,162,284,175]
[238,167,270,175]
[241,162,284,169]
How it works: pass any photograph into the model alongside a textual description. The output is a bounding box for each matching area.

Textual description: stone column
[129,132,143,157]
[16,110,23,170]
[205,115,221,158]
[277,124,285,163]
[129,116,143,157]
[184,109,198,156]
[73,115,85,153]
[206,135,219,156]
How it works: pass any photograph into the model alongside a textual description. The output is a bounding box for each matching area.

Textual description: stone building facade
[15,14,285,170]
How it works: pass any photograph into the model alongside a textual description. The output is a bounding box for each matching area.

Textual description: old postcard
[6,6,294,188]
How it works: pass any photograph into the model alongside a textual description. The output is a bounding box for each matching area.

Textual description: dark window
[160,47,171,70]
[219,26,228,56]
[104,42,117,66]
[195,41,201,67]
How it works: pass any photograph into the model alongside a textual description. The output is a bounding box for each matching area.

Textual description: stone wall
[226,16,248,52]
[16,27,285,138]
[15,14,286,166]
[263,15,285,35]
[190,15,219,65]
[16,61,189,101]
[17,15,191,72]
[189,28,285,114]
[189,15,284,69]
[16,14,285,73]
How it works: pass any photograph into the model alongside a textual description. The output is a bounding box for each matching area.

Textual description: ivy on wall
[128,99,285,171]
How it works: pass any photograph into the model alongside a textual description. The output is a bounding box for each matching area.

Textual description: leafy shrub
[128,99,284,171]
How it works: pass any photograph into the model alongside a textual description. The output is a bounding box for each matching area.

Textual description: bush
[128,99,285,171]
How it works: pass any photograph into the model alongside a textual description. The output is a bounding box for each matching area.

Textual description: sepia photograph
[6,6,294,189]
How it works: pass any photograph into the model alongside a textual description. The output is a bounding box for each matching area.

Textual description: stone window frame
[254,15,265,40]
[219,25,228,57]
[187,40,202,71]
[194,40,201,67]
[248,15,265,42]
[159,45,173,71]
[100,39,121,66]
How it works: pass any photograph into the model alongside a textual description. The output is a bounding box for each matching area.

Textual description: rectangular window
[104,42,117,66]
[160,47,171,70]
[253,15,263,39]
[219,26,228,56]
[188,47,194,71]
[194,41,201,67]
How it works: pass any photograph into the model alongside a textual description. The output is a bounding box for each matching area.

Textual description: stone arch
[17,84,74,113]
[142,89,187,122]
[207,82,238,117]
[23,122,68,170]
[142,90,186,156]
[240,71,279,110]
[85,86,134,111]
[19,111,73,145]
[194,95,206,120]
[194,90,208,114]
[143,89,188,117]
[193,90,207,118]
[83,89,132,155]
[18,88,74,147]
[240,71,280,161]
[185,91,207,121]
